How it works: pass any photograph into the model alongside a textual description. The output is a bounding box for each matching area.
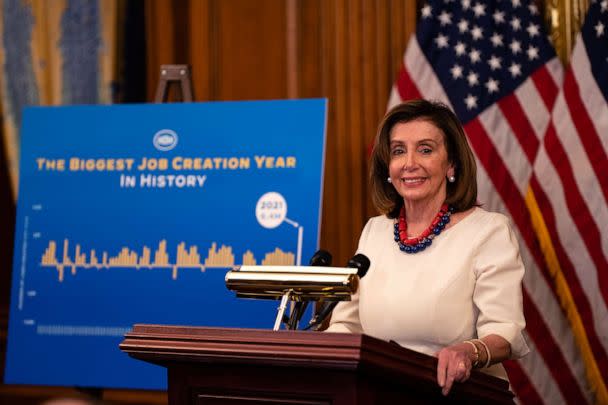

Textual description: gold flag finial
[544,0,591,64]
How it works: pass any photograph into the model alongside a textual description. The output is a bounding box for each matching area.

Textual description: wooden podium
[119,325,513,404]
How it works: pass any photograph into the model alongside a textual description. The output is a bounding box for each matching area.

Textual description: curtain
[0,0,118,199]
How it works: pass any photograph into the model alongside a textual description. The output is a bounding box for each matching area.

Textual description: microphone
[305,253,370,330]
[309,249,333,267]
[288,250,333,329]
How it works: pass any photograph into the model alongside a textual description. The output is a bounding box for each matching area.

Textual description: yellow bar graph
[262,248,295,266]
[40,239,296,281]
[242,250,256,265]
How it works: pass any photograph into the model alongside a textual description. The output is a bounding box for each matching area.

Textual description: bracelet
[463,340,480,368]
[473,338,492,368]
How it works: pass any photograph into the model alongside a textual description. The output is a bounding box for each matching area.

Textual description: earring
[387,177,392,183]
[448,175,456,183]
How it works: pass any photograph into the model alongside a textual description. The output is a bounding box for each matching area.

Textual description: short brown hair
[370,99,477,218]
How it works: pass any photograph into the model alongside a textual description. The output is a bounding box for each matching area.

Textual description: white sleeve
[325,218,375,334]
[473,214,530,359]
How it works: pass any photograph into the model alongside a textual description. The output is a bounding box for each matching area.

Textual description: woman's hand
[436,342,475,396]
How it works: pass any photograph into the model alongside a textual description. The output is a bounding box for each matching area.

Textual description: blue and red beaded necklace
[394,203,454,253]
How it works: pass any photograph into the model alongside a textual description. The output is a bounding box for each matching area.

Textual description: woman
[326,99,529,396]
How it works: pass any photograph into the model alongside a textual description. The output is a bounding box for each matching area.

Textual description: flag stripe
[544,58,564,91]
[388,85,405,111]
[503,360,545,405]
[529,161,608,379]
[521,289,588,404]
[515,338,568,405]
[477,105,532,195]
[520,247,592,403]
[465,120,545,268]
[549,93,608,288]
[529,176,608,402]
[543,125,608,310]
[559,72,608,262]
[533,151,608,361]
[395,65,422,101]
[514,69,553,141]
[562,69,608,214]
[570,37,608,156]
[530,65,560,111]
[497,95,538,163]
[551,92,608,265]
[402,37,453,110]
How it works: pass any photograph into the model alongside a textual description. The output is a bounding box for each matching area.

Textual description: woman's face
[388,119,454,206]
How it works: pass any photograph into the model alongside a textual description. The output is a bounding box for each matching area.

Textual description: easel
[76,65,194,402]
[154,64,194,102]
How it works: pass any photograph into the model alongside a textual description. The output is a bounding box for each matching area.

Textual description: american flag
[528,1,608,404]
[388,0,607,403]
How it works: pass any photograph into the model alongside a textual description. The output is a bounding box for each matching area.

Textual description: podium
[119,325,514,404]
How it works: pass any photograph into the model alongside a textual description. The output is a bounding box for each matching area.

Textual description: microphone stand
[286,300,309,330]
[277,294,310,331]
[273,289,293,331]
[286,249,332,330]
[302,306,327,331]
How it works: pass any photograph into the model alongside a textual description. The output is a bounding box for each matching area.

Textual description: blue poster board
[5,99,327,389]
